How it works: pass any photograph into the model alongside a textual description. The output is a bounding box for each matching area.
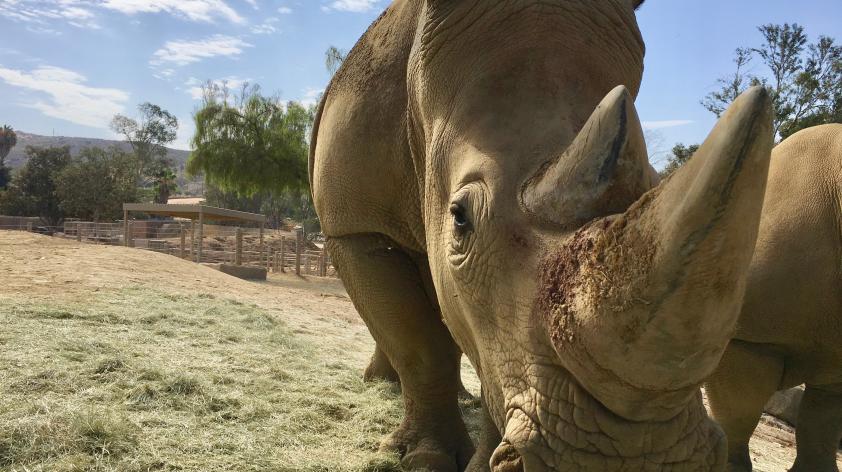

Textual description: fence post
[320,245,328,277]
[190,222,195,259]
[126,222,134,248]
[279,236,286,273]
[235,228,243,266]
[267,247,273,272]
[76,222,82,242]
[179,224,186,259]
[196,210,204,263]
[26,222,33,232]
[295,229,303,276]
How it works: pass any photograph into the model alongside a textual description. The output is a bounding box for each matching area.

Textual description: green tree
[659,143,700,178]
[703,24,842,140]
[325,46,347,76]
[55,147,138,221]
[204,183,264,214]
[187,82,312,197]
[204,184,319,232]
[0,146,71,226]
[110,102,179,182]
[0,125,17,189]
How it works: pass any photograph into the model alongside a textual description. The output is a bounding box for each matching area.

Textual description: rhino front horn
[521,85,654,227]
[547,86,774,421]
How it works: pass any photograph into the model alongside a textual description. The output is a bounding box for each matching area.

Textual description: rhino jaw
[536,86,774,420]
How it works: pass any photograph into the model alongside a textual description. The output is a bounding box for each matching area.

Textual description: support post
[235,228,243,266]
[267,246,273,271]
[295,228,303,276]
[320,245,328,277]
[190,221,195,259]
[197,210,204,263]
[179,223,186,259]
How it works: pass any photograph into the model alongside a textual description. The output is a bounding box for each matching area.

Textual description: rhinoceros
[310,1,774,470]
[705,123,842,472]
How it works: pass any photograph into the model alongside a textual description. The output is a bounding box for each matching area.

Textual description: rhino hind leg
[364,344,400,383]
[790,384,842,472]
[706,340,785,472]
[327,234,475,471]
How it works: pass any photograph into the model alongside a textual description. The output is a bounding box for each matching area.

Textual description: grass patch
[0,287,415,471]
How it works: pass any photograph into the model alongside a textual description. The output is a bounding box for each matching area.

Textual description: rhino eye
[450,203,471,237]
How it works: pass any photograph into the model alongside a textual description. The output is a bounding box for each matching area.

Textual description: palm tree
[153,168,178,204]
[0,125,17,164]
[0,125,15,189]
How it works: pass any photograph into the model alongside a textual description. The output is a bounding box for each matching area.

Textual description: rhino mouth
[492,363,726,471]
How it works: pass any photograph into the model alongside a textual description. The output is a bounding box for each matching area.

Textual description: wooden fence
[5,220,337,278]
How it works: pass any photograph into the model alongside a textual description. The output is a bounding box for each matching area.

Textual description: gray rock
[219,264,267,281]
[764,386,805,426]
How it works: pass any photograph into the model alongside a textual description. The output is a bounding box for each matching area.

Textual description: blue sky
[1,0,840,167]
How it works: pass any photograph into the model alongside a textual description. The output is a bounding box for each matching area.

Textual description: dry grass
[1,231,820,472]
[0,287,418,471]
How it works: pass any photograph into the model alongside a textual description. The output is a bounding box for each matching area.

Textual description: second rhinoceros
[310,1,774,470]
[706,123,842,472]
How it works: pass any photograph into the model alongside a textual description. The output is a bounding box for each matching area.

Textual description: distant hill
[4,132,192,170]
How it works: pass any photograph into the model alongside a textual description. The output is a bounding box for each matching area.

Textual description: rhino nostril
[490,439,524,472]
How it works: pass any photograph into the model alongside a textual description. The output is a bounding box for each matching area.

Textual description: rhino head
[406,0,773,469]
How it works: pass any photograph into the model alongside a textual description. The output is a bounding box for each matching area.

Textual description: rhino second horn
[562,86,774,421]
[521,85,652,227]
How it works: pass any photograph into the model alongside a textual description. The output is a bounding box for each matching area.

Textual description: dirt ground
[1,231,838,471]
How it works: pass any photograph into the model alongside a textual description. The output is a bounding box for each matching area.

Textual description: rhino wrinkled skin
[310,1,774,470]
[706,124,842,472]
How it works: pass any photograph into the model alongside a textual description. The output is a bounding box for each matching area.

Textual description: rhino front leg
[465,395,502,472]
[706,340,785,472]
[365,343,475,401]
[328,234,475,471]
[791,384,842,472]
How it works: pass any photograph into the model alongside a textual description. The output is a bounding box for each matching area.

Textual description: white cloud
[0,0,246,29]
[299,87,324,108]
[642,120,694,130]
[0,65,129,129]
[323,0,379,12]
[0,0,100,30]
[101,0,244,24]
[150,35,253,67]
[277,6,292,14]
[251,17,279,35]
